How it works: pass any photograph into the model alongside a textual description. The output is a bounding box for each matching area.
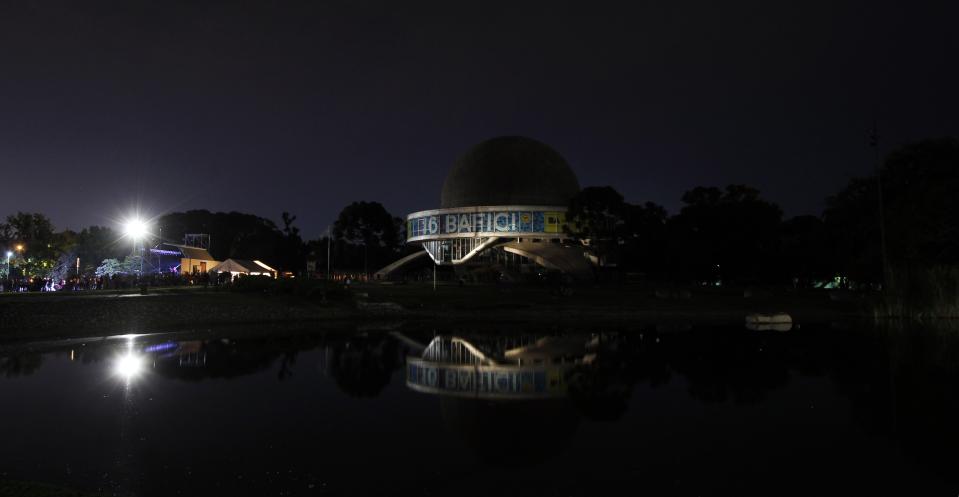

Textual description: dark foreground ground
[0,283,870,342]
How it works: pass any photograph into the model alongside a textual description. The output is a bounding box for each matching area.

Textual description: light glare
[124,219,148,239]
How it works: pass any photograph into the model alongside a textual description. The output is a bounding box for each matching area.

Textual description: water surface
[1,323,956,496]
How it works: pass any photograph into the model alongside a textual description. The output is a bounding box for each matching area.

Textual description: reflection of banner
[407,209,566,239]
[406,359,568,399]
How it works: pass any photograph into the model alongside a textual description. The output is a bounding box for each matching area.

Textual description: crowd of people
[0,271,232,293]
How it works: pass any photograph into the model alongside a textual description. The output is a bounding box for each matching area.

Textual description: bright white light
[124,219,148,240]
[114,353,144,379]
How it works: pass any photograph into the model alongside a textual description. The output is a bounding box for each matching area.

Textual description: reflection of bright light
[115,353,144,379]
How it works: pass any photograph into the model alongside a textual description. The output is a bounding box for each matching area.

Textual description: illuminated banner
[406,359,568,398]
[407,207,567,240]
[149,248,182,256]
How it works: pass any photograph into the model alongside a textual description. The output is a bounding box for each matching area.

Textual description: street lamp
[123,218,149,276]
[11,246,23,281]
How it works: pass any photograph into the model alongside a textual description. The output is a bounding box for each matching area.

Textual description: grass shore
[0,282,870,343]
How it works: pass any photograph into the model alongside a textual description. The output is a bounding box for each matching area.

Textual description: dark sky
[1,0,957,239]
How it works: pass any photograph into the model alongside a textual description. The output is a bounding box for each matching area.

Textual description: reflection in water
[114,338,145,382]
[0,324,957,494]
[327,334,400,397]
[0,352,43,377]
[406,335,587,399]
[405,333,646,420]
[440,397,581,467]
[404,333,629,465]
[113,352,144,380]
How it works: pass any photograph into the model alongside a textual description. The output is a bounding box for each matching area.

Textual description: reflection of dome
[440,136,581,209]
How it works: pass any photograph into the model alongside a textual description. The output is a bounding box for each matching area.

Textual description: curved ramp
[373,250,429,279]
[500,241,594,281]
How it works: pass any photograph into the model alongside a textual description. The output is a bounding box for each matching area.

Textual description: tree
[1,212,62,279]
[278,211,307,273]
[74,226,126,275]
[565,186,628,267]
[565,186,628,241]
[620,201,669,276]
[332,201,401,274]
[824,137,959,282]
[157,209,295,269]
[779,215,831,286]
[669,185,783,284]
[95,256,142,277]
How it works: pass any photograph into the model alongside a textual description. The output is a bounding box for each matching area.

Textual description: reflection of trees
[277,351,297,381]
[0,353,43,377]
[567,334,670,421]
[664,330,790,404]
[328,335,400,398]
[843,323,959,483]
[441,398,580,466]
[567,365,631,421]
[153,339,295,381]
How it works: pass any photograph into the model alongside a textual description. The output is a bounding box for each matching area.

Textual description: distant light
[124,219,148,240]
[144,342,178,353]
[114,353,144,379]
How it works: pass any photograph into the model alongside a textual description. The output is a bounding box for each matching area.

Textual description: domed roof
[440,136,581,209]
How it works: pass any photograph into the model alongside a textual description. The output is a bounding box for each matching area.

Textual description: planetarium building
[382,136,592,279]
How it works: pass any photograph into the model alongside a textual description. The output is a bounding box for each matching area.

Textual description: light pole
[14,244,24,281]
[4,250,11,283]
[124,219,148,278]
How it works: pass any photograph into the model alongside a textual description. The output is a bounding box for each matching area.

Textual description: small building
[209,259,277,279]
[150,243,220,276]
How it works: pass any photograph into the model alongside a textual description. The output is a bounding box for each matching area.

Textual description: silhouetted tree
[779,215,831,286]
[332,201,402,275]
[157,210,298,269]
[669,185,783,284]
[826,137,959,283]
[565,186,628,266]
[620,201,669,277]
[277,211,307,273]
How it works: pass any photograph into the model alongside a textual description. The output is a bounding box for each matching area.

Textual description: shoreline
[0,284,871,344]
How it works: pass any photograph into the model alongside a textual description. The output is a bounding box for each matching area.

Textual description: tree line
[564,137,958,289]
[2,136,956,288]
[0,201,408,282]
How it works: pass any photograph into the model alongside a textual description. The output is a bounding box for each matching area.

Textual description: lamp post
[14,244,24,282]
[124,219,148,278]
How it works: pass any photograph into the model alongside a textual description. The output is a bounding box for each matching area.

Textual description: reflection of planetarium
[379,136,593,280]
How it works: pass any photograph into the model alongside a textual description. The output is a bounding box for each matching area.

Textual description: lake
[1,323,956,496]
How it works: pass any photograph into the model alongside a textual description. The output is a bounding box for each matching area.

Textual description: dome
[440,136,581,209]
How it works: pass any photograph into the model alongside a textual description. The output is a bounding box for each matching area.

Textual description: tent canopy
[210,259,276,275]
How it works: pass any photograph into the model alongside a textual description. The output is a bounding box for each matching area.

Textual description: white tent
[209,259,277,278]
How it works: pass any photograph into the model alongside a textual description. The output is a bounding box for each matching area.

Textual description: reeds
[875,265,959,320]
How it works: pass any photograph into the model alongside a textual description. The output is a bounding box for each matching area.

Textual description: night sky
[2,0,957,238]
